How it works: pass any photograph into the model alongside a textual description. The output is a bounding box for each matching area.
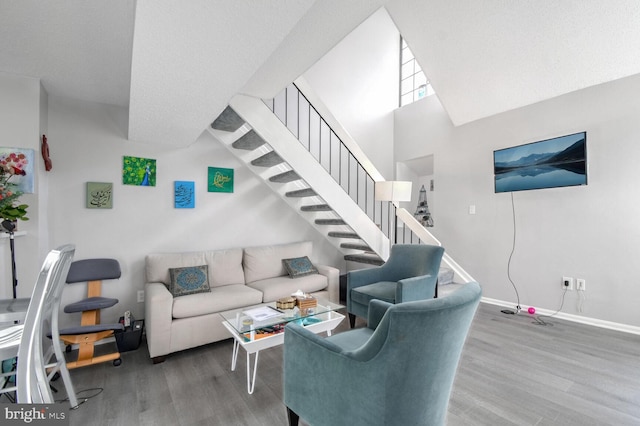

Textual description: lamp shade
[375,181,413,202]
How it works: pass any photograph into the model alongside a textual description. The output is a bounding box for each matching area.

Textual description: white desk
[0,298,29,323]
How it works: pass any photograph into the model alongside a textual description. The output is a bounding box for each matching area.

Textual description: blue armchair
[283,282,482,426]
[347,244,445,327]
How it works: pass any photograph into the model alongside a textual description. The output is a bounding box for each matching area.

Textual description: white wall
[395,73,640,328]
[0,73,43,300]
[40,94,343,329]
[302,7,398,180]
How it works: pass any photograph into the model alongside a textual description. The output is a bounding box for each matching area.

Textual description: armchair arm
[285,322,345,355]
[347,265,387,290]
[367,299,392,330]
[284,321,387,425]
[315,264,339,303]
[396,274,437,302]
[144,282,173,358]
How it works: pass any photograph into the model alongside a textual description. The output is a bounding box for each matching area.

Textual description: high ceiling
[2,0,640,147]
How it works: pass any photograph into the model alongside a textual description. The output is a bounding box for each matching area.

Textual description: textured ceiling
[2,0,640,146]
[386,0,640,125]
[128,0,385,146]
[0,0,134,107]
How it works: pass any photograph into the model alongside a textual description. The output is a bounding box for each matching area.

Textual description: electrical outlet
[576,279,586,291]
[562,276,574,290]
[137,290,145,303]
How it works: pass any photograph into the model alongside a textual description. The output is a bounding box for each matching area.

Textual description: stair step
[285,188,317,198]
[328,231,360,239]
[344,253,385,266]
[251,151,284,167]
[438,267,455,285]
[232,129,266,150]
[340,242,372,251]
[301,204,332,212]
[315,218,346,226]
[211,106,245,132]
[269,170,300,183]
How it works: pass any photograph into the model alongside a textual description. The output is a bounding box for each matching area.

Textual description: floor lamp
[375,181,413,244]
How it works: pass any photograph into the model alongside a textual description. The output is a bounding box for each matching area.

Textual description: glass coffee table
[220,299,344,394]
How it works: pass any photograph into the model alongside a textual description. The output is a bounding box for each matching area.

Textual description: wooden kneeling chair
[58,258,124,369]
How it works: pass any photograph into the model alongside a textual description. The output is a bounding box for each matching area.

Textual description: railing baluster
[267,83,428,243]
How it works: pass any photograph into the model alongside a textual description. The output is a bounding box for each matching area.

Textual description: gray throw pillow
[282,256,319,278]
[168,265,211,297]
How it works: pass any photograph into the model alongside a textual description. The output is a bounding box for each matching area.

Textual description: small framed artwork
[208,167,234,193]
[174,181,195,208]
[122,156,156,186]
[86,182,113,209]
[0,147,35,193]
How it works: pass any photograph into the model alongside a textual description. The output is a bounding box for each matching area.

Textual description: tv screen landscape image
[494,132,587,193]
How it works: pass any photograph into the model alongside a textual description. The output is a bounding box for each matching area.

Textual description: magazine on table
[243,306,283,322]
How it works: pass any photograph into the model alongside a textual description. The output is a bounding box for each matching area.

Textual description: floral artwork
[122,156,156,186]
[174,181,195,208]
[0,148,34,223]
[0,148,34,194]
[207,167,233,193]
[86,182,113,209]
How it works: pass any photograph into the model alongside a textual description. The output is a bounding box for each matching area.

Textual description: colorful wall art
[123,156,156,186]
[0,147,35,193]
[174,181,195,208]
[86,182,113,209]
[207,167,233,193]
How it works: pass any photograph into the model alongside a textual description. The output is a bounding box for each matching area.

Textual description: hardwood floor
[5,302,639,425]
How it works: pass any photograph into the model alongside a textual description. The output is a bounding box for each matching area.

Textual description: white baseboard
[481,297,640,336]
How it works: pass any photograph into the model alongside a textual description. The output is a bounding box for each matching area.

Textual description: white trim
[481,297,640,336]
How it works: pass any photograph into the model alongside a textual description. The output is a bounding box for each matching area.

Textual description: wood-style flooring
[4,301,639,425]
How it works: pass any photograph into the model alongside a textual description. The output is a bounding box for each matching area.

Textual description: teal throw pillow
[282,256,319,278]
[169,265,211,297]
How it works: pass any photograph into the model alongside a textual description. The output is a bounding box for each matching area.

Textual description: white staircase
[208,95,390,264]
[208,89,474,288]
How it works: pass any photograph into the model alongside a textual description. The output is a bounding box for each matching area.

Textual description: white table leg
[246,351,260,394]
[231,339,239,371]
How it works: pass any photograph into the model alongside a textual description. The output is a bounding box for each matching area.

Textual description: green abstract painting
[207,167,233,193]
[123,156,156,186]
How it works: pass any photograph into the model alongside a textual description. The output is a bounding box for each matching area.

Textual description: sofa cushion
[169,265,211,297]
[283,256,319,278]
[243,241,313,284]
[247,273,328,303]
[172,284,263,319]
[146,248,244,288]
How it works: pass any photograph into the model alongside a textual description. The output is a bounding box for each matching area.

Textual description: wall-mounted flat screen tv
[494,131,587,193]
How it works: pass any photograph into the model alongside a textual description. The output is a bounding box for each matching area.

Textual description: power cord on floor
[56,387,104,408]
[531,287,568,326]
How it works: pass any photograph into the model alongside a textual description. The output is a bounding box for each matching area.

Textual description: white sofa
[144,241,339,362]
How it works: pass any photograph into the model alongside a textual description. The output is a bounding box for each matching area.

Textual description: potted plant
[0,151,29,231]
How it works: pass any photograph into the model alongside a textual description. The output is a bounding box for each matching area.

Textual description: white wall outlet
[562,276,574,290]
[576,279,586,291]
[469,205,476,215]
[137,290,145,303]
